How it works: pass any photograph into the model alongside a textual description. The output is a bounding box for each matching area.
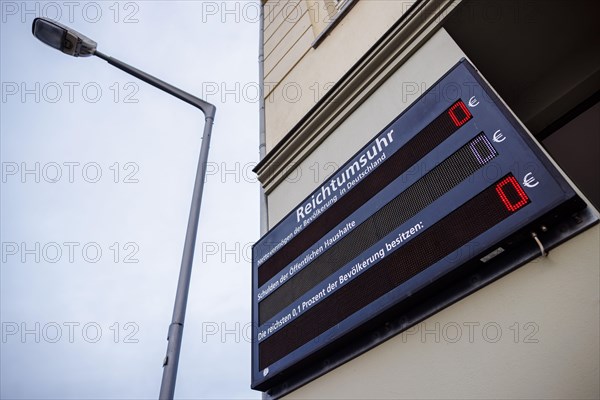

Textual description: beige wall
[263,0,415,151]
[259,2,600,398]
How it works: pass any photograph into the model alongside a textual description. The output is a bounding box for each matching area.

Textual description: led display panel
[251,60,586,391]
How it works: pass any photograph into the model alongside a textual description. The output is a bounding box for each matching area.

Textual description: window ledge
[311,0,358,48]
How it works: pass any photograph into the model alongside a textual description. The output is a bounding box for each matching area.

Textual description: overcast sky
[1,1,261,398]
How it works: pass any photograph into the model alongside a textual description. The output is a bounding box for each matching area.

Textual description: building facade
[254,1,600,398]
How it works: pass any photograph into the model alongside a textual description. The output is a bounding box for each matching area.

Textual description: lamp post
[31,17,216,400]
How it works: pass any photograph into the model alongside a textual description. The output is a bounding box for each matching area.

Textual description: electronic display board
[251,59,589,392]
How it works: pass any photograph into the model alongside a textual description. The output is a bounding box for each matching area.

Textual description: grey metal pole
[158,114,214,399]
[94,50,216,400]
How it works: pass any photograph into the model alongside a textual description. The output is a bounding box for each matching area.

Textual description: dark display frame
[251,59,598,395]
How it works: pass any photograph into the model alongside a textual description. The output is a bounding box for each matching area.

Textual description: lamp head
[32,17,97,57]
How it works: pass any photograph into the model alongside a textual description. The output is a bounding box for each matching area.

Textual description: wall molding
[255,0,462,195]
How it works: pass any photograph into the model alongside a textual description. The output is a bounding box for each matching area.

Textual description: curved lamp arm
[32,16,216,400]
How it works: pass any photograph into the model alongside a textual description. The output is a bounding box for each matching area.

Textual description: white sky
[1,1,261,398]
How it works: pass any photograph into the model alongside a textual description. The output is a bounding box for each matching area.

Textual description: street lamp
[32,17,216,400]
